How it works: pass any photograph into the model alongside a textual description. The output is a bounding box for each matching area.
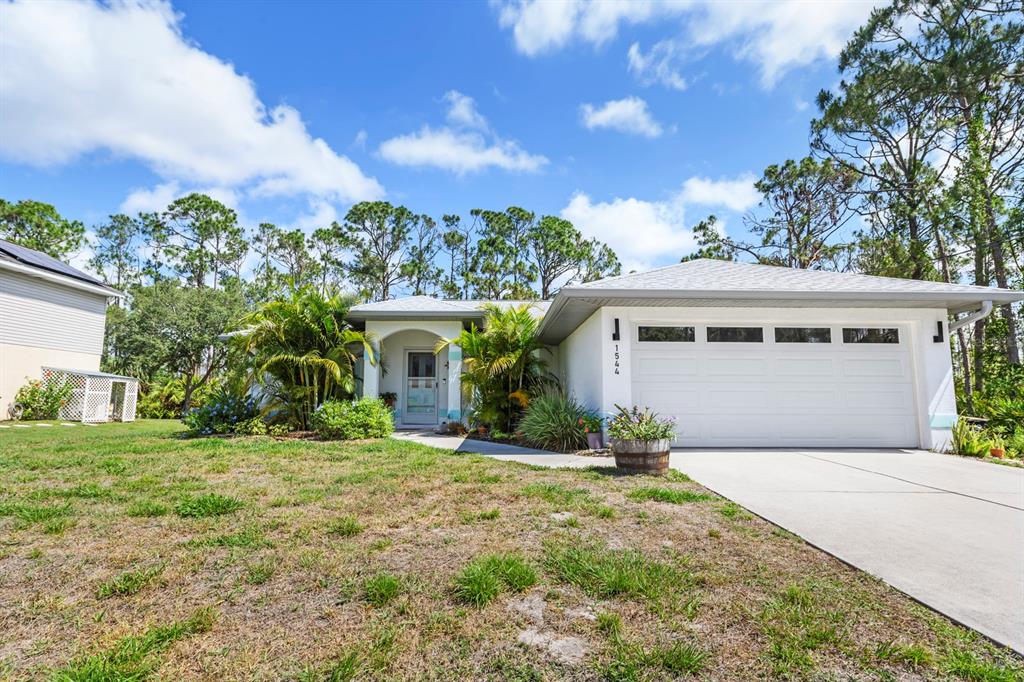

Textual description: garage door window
[638,325,695,342]
[707,326,764,343]
[775,327,832,343]
[843,327,899,344]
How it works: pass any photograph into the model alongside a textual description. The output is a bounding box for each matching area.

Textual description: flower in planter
[579,413,603,434]
[607,404,677,442]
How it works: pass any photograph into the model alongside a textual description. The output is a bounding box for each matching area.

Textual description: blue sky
[0,0,883,274]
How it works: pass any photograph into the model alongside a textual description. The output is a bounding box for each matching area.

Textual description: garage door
[630,323,919,448]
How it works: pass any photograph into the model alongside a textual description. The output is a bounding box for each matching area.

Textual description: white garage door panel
[631,324,918,448]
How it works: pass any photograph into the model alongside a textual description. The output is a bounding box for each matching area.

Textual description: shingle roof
[576,258,1021,298]
[537,258,1023,344]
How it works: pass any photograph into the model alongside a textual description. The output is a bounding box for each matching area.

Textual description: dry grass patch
[0,420,1021,681]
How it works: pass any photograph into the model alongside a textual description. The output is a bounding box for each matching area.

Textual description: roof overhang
[0,258,124,299]
[537,287,1024,344]
[346,310,486,322]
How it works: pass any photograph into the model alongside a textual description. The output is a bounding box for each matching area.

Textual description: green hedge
[313,398,394,440]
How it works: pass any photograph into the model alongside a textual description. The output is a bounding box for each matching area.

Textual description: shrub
[235,417,268,436]
[517,388,589,452]
[138,376,219,419]
[976,397,1024,436]
[12,378,72,420]
[607,404,677,442]
[313,398,393,440]
[182,385,256,436]
[950,420,991,457]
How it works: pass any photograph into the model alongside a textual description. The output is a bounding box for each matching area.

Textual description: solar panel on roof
[0,239,107,287]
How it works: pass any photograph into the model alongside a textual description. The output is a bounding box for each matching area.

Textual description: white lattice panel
[83,377,112,423]
[121,381,138,422]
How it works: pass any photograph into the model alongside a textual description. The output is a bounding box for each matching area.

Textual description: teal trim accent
[448,347,462,361]
[447,409,461,420]
[929,414,957,428]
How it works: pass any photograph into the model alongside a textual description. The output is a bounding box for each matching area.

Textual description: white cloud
[378,91,547,174]
[561,191,693,272]
[494,0,883,87]
[352,129,368,150]
[561,172,761,269]
[443,90,489,131]
[119,182,182,215]
[627,40,688,90]
[679,174,760,212]
[497,0,677,56]
[379,127,546,174]
[0,0,383,202]
[580,97,663,138]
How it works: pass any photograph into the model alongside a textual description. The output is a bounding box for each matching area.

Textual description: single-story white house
[0,239,125,419]
[350,259,1022,451]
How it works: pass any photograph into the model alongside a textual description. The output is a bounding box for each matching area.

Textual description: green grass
[51,607,215,681]
[174,493,244,518]
[942,650,1020,682]
[453,553,537,606]
[521,482,590,505]
[97,564,165,598]
[192,525,272,548]
[327,515,363,537]
[760,582,847,677]
[544,541,691,604]
[126,500,169,517]
[3,419,1020,681]
[245,560,276,585]
[626,487,712,504]
[0,501,72,524]
[363,572,402,607]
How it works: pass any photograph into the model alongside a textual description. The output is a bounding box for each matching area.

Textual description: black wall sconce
[933,321,944,343]
[612,318,620,341]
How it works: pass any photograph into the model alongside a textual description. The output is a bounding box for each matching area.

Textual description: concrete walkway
[395,432,1024,653]
[392,430,613,468]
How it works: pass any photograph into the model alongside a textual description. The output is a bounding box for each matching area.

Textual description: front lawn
[1,421,1020,680]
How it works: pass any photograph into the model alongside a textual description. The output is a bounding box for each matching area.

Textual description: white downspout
[949,301,993,332]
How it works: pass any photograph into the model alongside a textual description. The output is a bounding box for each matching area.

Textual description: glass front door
[405,351,437,424]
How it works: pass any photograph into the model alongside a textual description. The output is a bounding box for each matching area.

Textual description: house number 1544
[613,343,620,375]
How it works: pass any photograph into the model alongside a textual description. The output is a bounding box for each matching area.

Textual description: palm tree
[238,287,375,429]
[436,303,550,431]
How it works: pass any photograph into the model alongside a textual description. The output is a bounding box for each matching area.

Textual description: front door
[405,351,437,425]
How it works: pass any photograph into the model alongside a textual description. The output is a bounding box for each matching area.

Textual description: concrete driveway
[671,448,1024,653]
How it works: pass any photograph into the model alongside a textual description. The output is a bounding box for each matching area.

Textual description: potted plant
[579,413,604,450]
[990,434,1006,459]
[380,392,397,410]
[607,404,677,475]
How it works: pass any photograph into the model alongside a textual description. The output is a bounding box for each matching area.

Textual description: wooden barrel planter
[610,438,671,474]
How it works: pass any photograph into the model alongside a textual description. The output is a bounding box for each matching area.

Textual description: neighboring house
[350,259,1023,451]
[0,239,123,418]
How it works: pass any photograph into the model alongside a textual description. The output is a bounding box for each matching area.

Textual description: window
[843,327,899,344]
[707,326,764,343]
[775,327,832,344]
[638,325,695,342]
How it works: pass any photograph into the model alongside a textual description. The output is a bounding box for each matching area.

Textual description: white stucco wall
[558,310,604,412]
[558,306,956,451]
[0,269,110,418]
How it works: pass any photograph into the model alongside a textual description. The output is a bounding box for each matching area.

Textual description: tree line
[1,194,621,303]
[0,194,621,409]
[686,0,1023,409]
